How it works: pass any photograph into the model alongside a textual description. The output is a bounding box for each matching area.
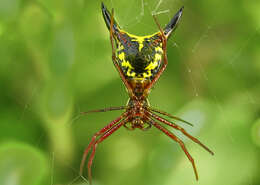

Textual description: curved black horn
[163,6,184,38]
[101,2,120,33]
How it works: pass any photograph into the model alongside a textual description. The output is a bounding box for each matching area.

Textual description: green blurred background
[0,0,259,185]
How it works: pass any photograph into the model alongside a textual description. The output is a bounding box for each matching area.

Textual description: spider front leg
[109,9,135,98]
[148,118,199,180]
[80,106,127,115]
[147,111,214,155]
[144,16,168,95]
[80,112,128,177]
[87,118,127,184]
[144,8,183,96]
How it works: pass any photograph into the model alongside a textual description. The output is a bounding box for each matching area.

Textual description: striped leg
[109,9,135,98]
[148,118,199,180]
[80,113,127,176]
[87,119,126,184]
[147,111,214,155]
[81,106,126,115]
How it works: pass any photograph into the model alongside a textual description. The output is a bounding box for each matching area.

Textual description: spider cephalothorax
[80,2,214,184]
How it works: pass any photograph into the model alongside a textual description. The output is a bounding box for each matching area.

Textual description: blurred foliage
[0,0,259,185]
[0,142,47,185]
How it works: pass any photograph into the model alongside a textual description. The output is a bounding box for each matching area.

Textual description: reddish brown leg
[80,113,127,176]
[144,16,168,95]
[81,106,127,115]
[109,9,135,98]
[149,107,193,126]
[147,111,214,155]
[87,119,126,184]
[148,118,199,180]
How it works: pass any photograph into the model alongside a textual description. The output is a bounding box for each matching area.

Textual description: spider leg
[80,112,128,176]
[147,117,199,180]
[144,15,168,96]
[87,118,127,184]
[147,110,214,155]
[109,9,135,98]
[149,107,193,126]
[81,106,127,115]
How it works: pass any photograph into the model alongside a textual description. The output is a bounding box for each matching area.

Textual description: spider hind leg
[87,119,126,184]
[148,118,199,180]
[80,113,128,183]
[147,111,214,155]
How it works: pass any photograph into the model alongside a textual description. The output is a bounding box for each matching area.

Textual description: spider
[80,2,214,184]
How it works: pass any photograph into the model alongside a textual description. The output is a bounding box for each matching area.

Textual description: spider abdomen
[116,31,163,80]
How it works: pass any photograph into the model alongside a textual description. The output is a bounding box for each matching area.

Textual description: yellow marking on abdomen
[155,46,163,53]
[122,61,134,69]
[127,69,136,77]
[122,31,160,52]
[118,52,134,69]
[143,70,152,78]
[118,52,125,61]
[136,37,145,51]
[145,53,161,70]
